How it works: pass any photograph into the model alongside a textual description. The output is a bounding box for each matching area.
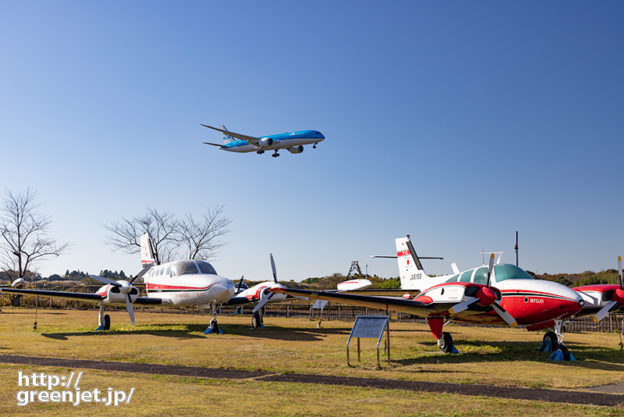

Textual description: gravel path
[1,354,622,408]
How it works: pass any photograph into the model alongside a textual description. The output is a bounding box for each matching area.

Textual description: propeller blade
[593,300,618,323]
[448,297,478,315]
[126,294,135,325]
[618,256,622,290]
[236,275,244,293]
[89,275,121,286]
[492,302,518,327]
[486,253,495,287]
[270,253,277,283]
[252,292,274,314]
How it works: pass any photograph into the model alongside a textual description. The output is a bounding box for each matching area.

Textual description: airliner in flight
[201,124,325,157]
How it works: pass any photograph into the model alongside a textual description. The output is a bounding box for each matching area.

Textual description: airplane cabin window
[459,270,473,282]
[445,274,459,283]
[473,267,488,285]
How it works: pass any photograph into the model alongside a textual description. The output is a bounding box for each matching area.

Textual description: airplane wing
[0,287,163,305]
[272,287,453,317]
[1,287,103,302]
[202,142,226,149]
[201,124,262,145]
[225,295,253,306]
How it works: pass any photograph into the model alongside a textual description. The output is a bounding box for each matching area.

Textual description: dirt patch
[1,354,622,408]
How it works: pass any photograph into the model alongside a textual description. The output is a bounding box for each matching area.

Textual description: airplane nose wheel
[204,303,224,335]
[437,332,456,353]
[313,143,317,149]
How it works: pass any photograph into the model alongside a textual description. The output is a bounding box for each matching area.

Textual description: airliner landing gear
[313,142,318,149]
[96,304,110,331]
[204,304,223,335]
[271,151,280,158]
[252,311,264,329]
[256,150,264,154]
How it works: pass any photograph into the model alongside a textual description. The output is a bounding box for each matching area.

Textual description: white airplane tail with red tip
[396,236,433,291]
[140,233,156,265]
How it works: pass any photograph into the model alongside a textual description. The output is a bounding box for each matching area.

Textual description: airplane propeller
[593,256,624,322]
[236,275,245,294]
[449,253,518,327]
[252,253,280,314]
[90,275,137,325]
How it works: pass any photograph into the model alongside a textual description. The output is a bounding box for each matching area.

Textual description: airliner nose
[317,132,325,140]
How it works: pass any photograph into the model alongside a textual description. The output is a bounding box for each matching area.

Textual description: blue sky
[0,1,622,281]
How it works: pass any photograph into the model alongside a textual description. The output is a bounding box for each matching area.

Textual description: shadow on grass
[39,322,353,342]
[393,339,624,371]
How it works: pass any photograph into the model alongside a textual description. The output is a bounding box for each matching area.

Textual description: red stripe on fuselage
[146,283,214,291]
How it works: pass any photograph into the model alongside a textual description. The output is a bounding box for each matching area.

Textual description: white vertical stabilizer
[140,233,156,265]
[395,236,448,291]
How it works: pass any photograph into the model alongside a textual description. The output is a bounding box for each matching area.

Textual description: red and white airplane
[0,233,236,334]
[226,253,288,328]
[573,256,624,324]
[273,235,598,359]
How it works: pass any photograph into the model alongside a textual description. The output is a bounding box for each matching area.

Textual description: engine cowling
[258,137,274,148]
[98,283,139,304]
[287,145,304,154]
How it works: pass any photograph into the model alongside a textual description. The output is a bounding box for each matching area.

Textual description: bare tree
[0,189,68,306]
[0,189,68,278]
[105,208,178,264]
[177,206,231,260]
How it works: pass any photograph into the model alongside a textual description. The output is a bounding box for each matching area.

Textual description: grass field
[1,307,623,416]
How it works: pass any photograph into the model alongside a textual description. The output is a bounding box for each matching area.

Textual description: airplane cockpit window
[494,264,534,282]
[173,261,200,276]
[196,260,217,275]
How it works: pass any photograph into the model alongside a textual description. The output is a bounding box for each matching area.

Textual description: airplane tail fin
[140,233,157,265]
[221,125,235,144]
[395,235,431,290]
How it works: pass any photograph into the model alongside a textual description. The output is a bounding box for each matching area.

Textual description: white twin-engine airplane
[272,235,624,360]
[201,124,325,157]
[1,234,292,334]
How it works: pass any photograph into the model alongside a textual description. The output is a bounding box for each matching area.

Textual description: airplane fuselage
[222,130,324,153]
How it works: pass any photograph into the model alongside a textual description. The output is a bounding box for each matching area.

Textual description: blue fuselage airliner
[202,124,325,157]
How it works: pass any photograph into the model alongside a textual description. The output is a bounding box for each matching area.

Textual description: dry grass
[0,364,621,417]
[0,307,623,416]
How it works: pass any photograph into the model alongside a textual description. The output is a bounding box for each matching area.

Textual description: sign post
[347,315,390,369]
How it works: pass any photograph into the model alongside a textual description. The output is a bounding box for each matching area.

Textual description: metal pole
[515,231,519,267]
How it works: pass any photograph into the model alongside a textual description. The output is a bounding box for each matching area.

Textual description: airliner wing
[202,142,226,149]
[201,124,261,145]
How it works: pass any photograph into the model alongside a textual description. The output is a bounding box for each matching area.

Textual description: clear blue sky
[0,1,622,281]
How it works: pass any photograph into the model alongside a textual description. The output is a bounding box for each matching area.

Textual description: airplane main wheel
[252,313,262,329]
[542,331,558,352]
[558,344,571,361]
[438,332,454,353]
[103,314,111,331]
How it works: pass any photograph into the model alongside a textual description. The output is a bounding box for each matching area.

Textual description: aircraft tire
[438,332,454,353]
[558,344,571,361]
[542,331,558,352]
[252,313,261,329]
[103,314,111,331]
